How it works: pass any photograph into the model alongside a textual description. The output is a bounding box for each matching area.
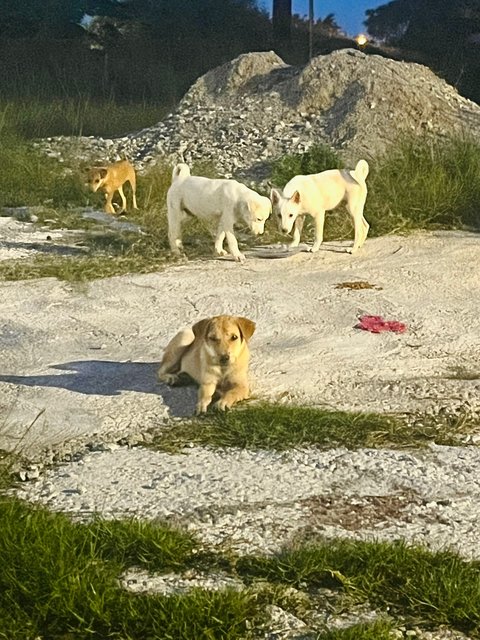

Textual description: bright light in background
[355,33,368,46]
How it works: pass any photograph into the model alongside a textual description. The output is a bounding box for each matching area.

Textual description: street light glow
[355,33,368,46]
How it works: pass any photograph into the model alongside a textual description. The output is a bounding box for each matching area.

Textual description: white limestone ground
[1,230,479,458]
[3,229,480,640]
[13,443,480,560]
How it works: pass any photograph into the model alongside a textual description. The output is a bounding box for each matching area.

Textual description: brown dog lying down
[158,315,256,414]
[86,159,138,214]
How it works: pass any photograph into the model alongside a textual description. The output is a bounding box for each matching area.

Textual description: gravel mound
[41,49,480,181]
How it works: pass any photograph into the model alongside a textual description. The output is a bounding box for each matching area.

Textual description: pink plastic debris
[356,314,407,334]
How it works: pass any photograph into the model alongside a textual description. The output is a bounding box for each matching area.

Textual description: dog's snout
[281,226,289,233]
[220,354,230,365]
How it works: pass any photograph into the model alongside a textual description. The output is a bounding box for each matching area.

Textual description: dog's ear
[291,190,301,205]
[270,188,281,205]
[192,318,211,339]
[236,317,256,342]
[98,168,108,179]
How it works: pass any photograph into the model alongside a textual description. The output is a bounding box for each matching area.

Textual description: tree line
[0,0,478,106]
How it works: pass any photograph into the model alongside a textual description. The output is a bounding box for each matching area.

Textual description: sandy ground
[1,229,480,458]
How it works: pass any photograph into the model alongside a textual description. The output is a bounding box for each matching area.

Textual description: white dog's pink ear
[236,317,256,341]
[192,318,211,338]
[270,189,280,205]
[291,191,301,204]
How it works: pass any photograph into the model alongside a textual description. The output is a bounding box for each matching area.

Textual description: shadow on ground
[0,360,197,417]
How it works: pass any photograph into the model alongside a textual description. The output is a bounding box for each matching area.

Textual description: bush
[270,144,343,188]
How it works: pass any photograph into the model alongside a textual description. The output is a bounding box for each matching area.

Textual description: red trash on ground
[356,314,407,334]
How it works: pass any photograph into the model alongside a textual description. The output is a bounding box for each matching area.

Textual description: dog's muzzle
[219,354,230,366]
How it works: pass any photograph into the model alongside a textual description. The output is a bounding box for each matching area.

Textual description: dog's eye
[277,213,281,218]
[231,334,238,341]
[289,213,294,218]
[256,217,263,222]
[208,335,220,342]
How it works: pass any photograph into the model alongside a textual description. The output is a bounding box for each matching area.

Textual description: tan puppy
[158,315,256,414]
[86,159,138,214]
[270,159,370,254]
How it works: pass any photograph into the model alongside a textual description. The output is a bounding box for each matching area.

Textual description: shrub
[270,144,343,188]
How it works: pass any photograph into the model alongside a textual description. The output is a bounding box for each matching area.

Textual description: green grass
[0,98,164,140]
[3,495,480,637]
[270,143,344,188]
[367,135,480,235]
[317,620,395,639]
[237,539,480,636]
[0,497,262,639]
[149,402,475,452]
[268,135,480,244]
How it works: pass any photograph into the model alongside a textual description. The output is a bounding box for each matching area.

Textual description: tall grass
[367,136,480,234]
[3,494,480,637]
[0,98,164,140]
[0,497,260,639]
[269,136,480,241]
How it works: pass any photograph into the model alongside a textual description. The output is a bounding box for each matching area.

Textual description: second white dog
[270,159,370,254]
[167,164,272,262]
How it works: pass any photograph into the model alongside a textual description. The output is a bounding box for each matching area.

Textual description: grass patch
[367,135,480,235]
[237,539,480,636]
[3,496,480,638]
[0,135,87,209]
[0,497,262,639]
[317,620,395,639]
[0,98,164,140]
[149,403,473,453]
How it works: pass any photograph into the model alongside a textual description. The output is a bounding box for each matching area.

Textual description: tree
[0,0,86,37]
[365,0,480,103]
[365,0,480,54]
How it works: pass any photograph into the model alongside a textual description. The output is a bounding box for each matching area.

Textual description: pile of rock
[41,48,480,182]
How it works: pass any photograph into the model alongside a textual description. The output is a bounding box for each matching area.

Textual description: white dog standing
[167,163,271,262]
[270,159,370,254]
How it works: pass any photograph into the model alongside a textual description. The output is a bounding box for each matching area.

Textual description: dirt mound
[41,49,480,180]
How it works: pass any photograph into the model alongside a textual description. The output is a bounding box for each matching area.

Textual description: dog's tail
[171,163,191,182]
[352,159,369,183]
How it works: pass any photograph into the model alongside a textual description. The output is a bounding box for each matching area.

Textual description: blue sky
[259,1,385,37]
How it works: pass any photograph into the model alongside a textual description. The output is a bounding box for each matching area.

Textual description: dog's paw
[216,248,229,257]
[158,372,180,386]
[234,253,246,263]
[195,402,211,415]
[214,399,230,412]
[308,246,321,253]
